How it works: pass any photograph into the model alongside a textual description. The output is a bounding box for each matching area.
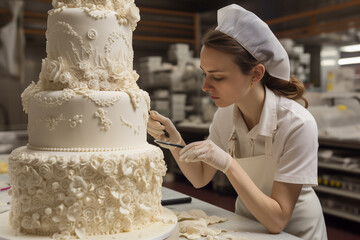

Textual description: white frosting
[50,0,140,31]
[8,145,166,239]
[27,90,150,151]
[38,7,139,93]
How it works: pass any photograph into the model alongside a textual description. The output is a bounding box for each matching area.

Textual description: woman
[147,4,327,240]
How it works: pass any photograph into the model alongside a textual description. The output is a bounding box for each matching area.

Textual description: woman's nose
[202,77,212,92]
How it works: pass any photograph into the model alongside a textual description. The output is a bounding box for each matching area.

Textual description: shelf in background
[142,82,171,90]
[319,137,360,150]
[322,207,360,223]
[314,185,360,200]
[318,162,360,174]
[176,122,210,134]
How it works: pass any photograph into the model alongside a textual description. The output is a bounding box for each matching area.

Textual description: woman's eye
[213,77,224,81]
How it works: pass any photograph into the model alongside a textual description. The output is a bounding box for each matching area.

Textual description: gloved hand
[147,110,183,150]
[179,139,233,173]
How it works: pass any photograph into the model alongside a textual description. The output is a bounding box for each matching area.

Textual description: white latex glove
[147,110,183,150]
[179,139,232,173]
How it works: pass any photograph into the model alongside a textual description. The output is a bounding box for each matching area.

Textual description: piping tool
[154,140,185,149]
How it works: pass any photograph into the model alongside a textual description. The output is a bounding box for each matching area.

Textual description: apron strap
[264,136,272,156]
[265,135,276,170]
[227,127,237,158]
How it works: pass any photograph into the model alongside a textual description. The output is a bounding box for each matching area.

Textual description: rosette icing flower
[21,216,33,229]
[115,0,140,30]
[17,173,27,189]
[100,157,118,175]
[109,61,126,79]
[54,167,68,180]
[87,79,100,90]
[76,61,91,72]
[97,207,106,219]
[68,79,80,89]
[80,165,96,179]
[59,71,73,84]
[41,215,52,228]
[94,69,109,81]
[40,57,67,83]
[105,197,117,209]
[59,220,75,232]
[104,210,116,223]
[134,166,145,184]
[99,80,111,91]
[27,186,38,196]
[83,207,96,221]
[64,196,77,207]
[108,60,140,91]
[83,193,97,207]
[39,163,53,179]
[69,176,88,199]
[105,176,119,190]
[42,193,55,205]
[27,167,43,187]
[32,196,43,209]
[67,201,83,221]
[68,155,80,168]
[19,194,32,212]
[93,175,104,186]
[60,178,71,191]
[55,193,65,202]
[83,68,95,80]
[113,219,122,233]
[96,186,109,199]
[119,193,132,213]
[75,217,88,238]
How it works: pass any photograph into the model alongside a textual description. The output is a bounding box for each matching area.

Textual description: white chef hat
[215,4,290,81]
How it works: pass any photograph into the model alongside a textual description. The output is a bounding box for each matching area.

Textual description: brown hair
[201,29,308,108]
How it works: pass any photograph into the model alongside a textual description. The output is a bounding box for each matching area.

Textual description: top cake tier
[39,0,140,91]
[51,0,140,29]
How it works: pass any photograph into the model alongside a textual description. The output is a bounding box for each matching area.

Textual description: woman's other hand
[179,139,232,173]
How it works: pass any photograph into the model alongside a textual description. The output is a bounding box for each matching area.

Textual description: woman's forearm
[170,141,216,188]
[225,159,299,233]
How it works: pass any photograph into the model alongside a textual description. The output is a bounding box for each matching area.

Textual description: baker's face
[200,46,252,108]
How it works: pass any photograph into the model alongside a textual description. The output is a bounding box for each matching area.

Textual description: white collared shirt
[208,86,318,187]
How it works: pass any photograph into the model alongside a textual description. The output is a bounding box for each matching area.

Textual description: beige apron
[228,128,327,240]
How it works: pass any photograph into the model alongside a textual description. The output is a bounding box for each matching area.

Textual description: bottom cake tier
[7,144,166,239]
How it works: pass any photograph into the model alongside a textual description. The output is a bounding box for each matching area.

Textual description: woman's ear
[251,64,265,83]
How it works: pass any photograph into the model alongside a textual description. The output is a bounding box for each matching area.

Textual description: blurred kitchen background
[0,0,360,239]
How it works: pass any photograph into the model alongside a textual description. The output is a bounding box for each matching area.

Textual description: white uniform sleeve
[274,118,319,187]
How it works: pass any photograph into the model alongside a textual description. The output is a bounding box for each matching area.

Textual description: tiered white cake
[8,0,167,239]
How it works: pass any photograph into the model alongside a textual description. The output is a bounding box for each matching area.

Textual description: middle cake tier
[26,89,150,151]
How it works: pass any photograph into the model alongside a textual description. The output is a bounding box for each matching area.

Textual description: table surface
[0,154,300,240]
[162,187,300,240]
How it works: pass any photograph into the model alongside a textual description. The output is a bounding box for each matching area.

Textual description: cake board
[0,207,178,240]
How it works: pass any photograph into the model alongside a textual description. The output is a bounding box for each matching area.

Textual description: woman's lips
[210,96,219,100]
